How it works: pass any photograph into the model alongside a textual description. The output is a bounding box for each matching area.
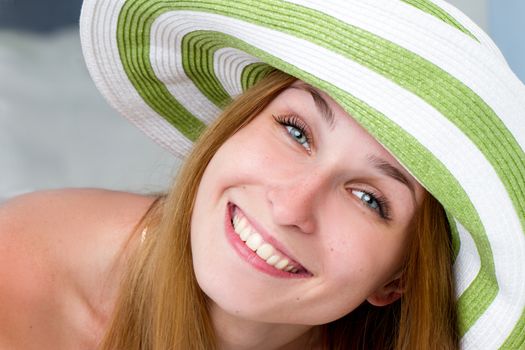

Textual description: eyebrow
[290,84,335,129]
[367,155,417,201]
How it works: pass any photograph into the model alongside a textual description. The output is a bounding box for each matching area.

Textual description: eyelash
[351,188,392,221]
[273,114,313,152]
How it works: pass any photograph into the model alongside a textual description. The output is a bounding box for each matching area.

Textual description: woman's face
[191,81,425,325]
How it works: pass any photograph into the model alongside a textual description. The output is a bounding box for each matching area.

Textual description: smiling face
[190,81,425,326]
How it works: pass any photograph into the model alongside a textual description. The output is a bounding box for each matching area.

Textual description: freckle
[235,310,240,314]
[330,247,334,252]
[296,297,300,301]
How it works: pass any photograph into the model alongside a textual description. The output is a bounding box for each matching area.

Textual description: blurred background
[1,0,524,202]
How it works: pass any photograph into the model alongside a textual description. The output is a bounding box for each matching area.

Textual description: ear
[366,273,404,307]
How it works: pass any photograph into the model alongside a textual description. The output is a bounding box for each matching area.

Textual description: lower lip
[224,203,309,279]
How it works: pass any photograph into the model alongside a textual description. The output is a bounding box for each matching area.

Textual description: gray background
[0,0,181,202]
[0,0,523,202]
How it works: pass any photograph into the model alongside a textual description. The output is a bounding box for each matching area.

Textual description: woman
[1,0,524,349]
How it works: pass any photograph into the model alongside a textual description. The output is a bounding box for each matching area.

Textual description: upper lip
[230,202,310,274]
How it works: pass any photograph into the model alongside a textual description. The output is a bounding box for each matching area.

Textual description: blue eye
[273,114,312,152]
[353,190,379,209]
[285,125,310,149]
[352,189,391,220]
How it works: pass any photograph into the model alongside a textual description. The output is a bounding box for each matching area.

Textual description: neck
[210,302,321,350]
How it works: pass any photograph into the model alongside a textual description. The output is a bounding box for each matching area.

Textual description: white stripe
[214,47,260,97]
[283,0,525,156]
[429,0,507,62]
[453,221,481,297]
[80,0,192,157]
[149,11,525,348]
[151,16,221,125]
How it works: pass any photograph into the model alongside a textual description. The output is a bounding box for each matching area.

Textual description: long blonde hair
[100,70,458,349]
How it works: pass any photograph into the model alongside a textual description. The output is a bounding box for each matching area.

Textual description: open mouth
[225,202,311,278]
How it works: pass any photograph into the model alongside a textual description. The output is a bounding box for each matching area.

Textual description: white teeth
[266,255,280,266]
[256,243,274,260]
[232,211,303,274]
[246,233,263,251]
[239,226,252,241]
[236,217,248,232]
[275,259,290,270]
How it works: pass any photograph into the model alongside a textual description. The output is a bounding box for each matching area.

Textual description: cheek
[190,121,283,273]
[208,123,288,185]
[320,207,409,287]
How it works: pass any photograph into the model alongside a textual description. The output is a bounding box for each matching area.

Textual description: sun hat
[79,0,525,348]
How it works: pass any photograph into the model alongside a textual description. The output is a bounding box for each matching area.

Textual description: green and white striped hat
[79,0,525,348]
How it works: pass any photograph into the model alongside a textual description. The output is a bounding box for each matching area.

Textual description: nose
[266,173,326,234]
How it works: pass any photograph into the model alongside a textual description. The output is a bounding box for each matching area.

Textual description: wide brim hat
[79,0,525,348]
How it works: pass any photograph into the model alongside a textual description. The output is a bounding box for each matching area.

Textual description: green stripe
[401,0,478,41]
[502,308,525,349]
[182,31,232,108]
[117,1,206,140]
[181,32,273,105]
[117,0,524,337]
[241,63,273,92]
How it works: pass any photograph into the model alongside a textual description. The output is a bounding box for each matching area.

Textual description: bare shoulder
[0,187,156,231]
[0,188,156,274]
[0,188,158,349]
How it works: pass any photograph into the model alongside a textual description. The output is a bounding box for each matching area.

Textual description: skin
[0,82,424,350]
[0,189,156,349]
[191,82,425,349]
